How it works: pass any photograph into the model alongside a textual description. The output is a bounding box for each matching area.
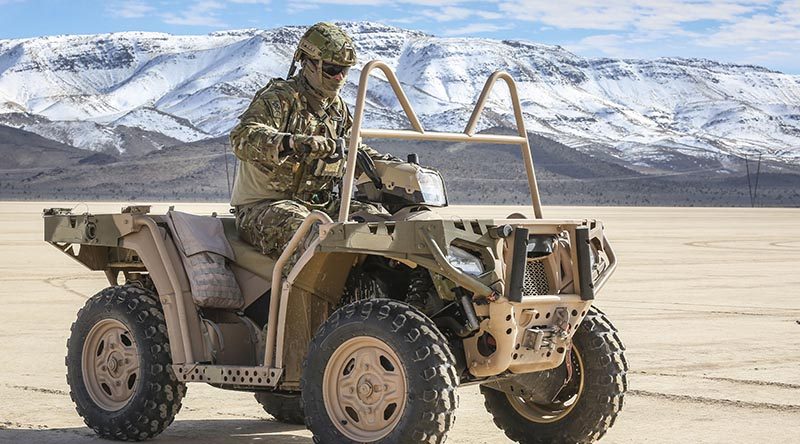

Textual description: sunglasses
[321,62,349,77]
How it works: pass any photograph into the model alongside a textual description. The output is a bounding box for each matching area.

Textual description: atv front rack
[339,60,543,222]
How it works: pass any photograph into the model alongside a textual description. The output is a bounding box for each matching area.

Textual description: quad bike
[44,60,627,443]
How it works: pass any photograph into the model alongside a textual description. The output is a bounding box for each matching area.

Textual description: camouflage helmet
[293,22,357,67]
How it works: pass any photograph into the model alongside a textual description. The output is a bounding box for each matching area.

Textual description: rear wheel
[302,299,458,443]
[66,285,185,441]
[254,391,304,424]
[481,307,627,444]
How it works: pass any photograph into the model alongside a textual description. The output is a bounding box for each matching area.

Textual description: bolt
[115,381,122,387]
[101,365,107,371]
[349,387,355,394]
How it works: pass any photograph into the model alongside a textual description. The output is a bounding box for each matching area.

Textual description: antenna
[753,153,762,207]
[222,140,232,199]
[745,154,753,207]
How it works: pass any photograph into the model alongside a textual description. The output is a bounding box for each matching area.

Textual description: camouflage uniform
[230,23,385,259]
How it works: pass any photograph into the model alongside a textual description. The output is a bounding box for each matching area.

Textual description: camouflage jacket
[229,74,381,206]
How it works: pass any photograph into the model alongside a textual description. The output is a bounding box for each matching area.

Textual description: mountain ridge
[1,21,799,168]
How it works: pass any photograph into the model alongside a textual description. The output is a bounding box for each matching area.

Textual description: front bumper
[463,219,617,378]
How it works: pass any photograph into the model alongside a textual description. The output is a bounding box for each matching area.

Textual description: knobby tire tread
[66,285,186,441]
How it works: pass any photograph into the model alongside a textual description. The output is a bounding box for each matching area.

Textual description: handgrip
[356,149,382,188]
[322,138,345,164]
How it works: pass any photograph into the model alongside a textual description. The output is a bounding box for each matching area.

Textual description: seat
[220,217,276,281]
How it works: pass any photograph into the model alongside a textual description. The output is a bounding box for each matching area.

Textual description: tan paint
[42,60,618,389]
[264,210,333,369]
[119,219,208,364]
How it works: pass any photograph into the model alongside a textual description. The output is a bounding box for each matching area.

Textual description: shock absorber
[405,268,431,310]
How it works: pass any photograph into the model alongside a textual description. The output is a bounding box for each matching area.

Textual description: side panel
[120,228,210,364]
[278,252,358,389]
[230,264,270,308]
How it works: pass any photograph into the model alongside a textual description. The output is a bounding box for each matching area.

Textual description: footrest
[173,364,282,387]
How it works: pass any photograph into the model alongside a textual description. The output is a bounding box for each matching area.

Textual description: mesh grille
[523,260,550,296]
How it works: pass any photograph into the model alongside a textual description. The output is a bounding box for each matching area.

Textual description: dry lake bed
[1,201,799,443]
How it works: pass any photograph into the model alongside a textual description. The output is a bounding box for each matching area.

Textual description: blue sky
[1,0,799,73]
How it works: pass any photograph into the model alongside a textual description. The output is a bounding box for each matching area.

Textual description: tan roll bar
[338,60,543,222]
[264,210,333,369]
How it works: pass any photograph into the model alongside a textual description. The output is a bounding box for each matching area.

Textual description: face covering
[302,59,346,99]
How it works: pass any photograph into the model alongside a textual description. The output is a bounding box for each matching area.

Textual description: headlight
[416,170,447,206]
[446,245,484,276]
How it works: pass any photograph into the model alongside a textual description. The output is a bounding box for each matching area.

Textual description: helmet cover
[294,22,357,67]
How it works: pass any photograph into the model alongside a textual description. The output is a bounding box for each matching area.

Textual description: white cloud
[496,0,775,34]
[287,2,318,14]
[111,1,155,19]
[701,12,800,47]
[490,0,800,71]
[162,0,227,27]
[442,23,510,36]
[309,0,387,4]
[423,5,503,22]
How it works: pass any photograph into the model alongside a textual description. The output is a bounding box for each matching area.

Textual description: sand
[1,201,799,443]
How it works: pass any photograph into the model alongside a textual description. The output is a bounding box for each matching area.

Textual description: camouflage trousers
[235,199,385,260]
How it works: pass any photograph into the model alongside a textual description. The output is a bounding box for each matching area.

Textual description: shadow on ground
[0,419,312,443]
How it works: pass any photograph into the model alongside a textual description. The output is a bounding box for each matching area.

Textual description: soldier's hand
[292,135,337,160]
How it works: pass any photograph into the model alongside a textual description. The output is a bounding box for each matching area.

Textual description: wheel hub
[81,319,140,411]
[357,378,374,399]
[323,336,407,441]
[108,357,118,372]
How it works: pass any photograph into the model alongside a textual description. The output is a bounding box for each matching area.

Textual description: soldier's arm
[229,92,292,165]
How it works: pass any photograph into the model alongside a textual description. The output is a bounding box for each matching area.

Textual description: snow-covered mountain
[1,22,799,166]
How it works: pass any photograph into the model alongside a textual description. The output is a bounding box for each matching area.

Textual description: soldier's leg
[235,200,310,259]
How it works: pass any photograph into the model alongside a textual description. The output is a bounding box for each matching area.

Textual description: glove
[291,135,337,160]
[379,152,402,162]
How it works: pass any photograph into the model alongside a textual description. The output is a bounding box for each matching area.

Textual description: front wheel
[301,299,459,443]
[481,307,628,444]
[66,285,185,441]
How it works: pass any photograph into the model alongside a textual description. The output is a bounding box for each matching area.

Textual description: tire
[66,285,186,441]
[481,307,627,444]
[301,298,459,444]
[254,391,305,424]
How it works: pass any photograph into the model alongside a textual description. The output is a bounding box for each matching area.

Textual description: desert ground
[1,201,799,443]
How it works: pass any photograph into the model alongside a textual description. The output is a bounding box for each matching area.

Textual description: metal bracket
[521,307,570,351]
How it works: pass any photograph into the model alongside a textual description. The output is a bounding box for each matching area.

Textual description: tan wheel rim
[322,336,407,442]
[507,345,585,423]
[81,319,140,411]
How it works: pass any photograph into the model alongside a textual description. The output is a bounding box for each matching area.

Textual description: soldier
[230,22,387,259]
